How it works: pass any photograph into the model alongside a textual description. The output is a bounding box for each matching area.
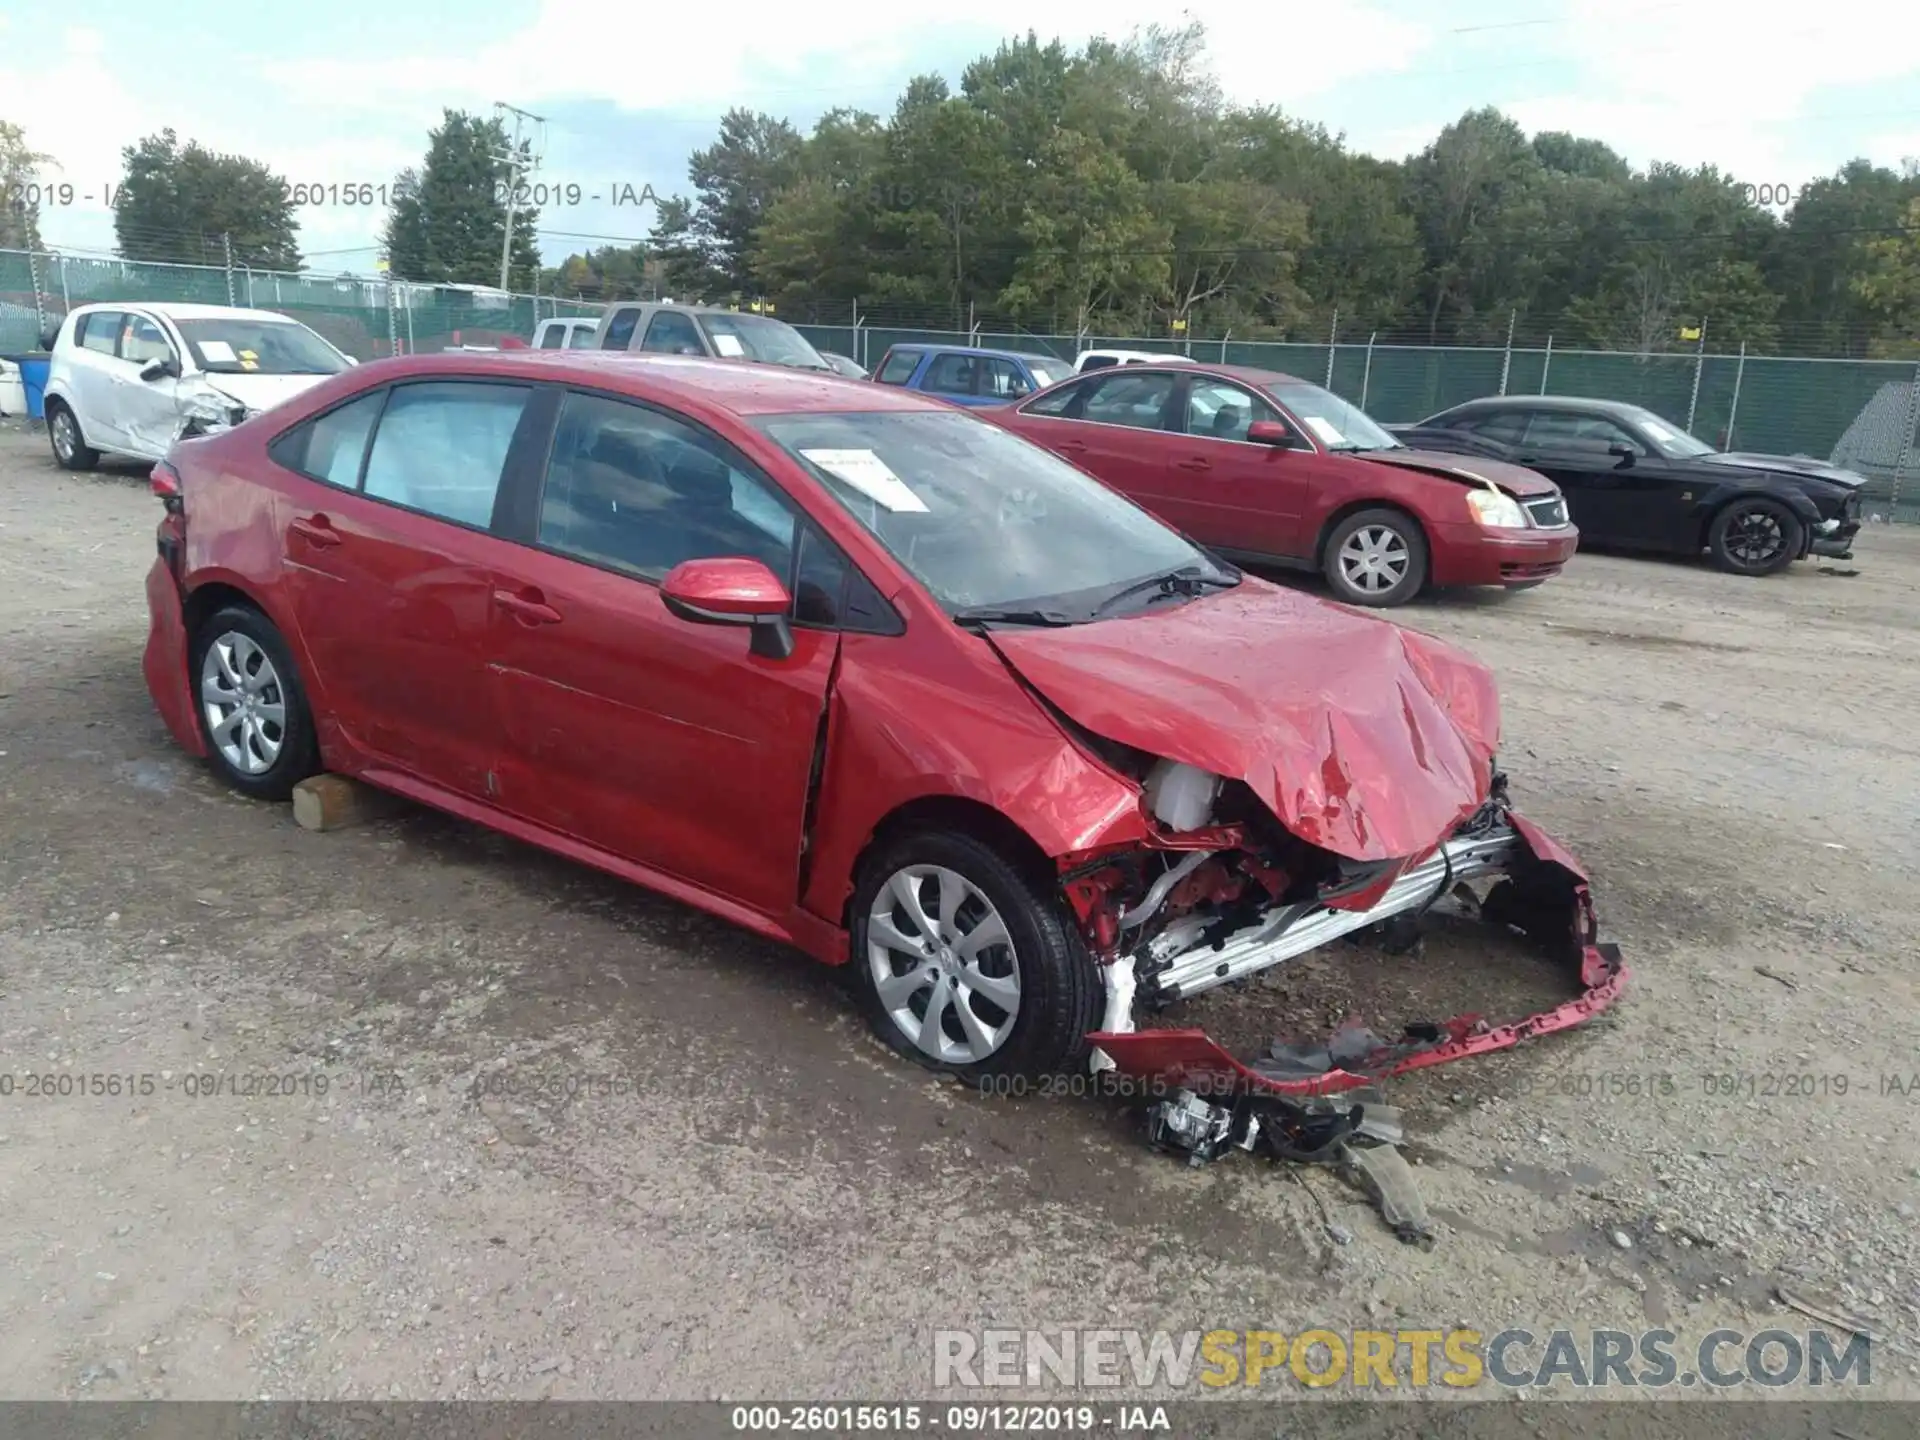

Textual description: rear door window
[78,311,124,355]
[361,382,534,528]
[1082,371,1178,430]
[921,353,978,396]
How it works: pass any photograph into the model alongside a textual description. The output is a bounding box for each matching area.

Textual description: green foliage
[541,243,651,301]
[382,110,539,288]
[115,128,300,269]
[0,120,52,252]
[559,24,1920,355]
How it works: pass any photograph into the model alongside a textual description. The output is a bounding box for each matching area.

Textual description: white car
[1073,348,1197,373]
[40,301,354,469]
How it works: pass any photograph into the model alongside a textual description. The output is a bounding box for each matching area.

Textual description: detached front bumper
[1088,809,1627,1096]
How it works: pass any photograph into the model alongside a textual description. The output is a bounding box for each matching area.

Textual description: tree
[646,196,726,300]
[1773,161,1920,355]
[1404,109,1546,340]
[541,243,651,301]
[382,110,539,288]
[114,129,299,269]
[1000,130,1167,330]
[0,120,52,251]
[686,109,804,292]
[1854,195,1920,351]
[654,22,1914,356]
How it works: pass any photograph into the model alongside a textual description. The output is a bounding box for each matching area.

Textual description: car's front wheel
[1323,506,1429,607]
[1706,498,1802,576]
[46,400,100,472]
[848,829,1100,1081]
[189,604,322,801]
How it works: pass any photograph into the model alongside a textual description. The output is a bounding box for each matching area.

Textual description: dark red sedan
[140,351,1622,1090]
[985,362,1579,607]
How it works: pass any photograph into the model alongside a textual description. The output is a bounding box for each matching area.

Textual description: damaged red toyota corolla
[139,351,1626,1091]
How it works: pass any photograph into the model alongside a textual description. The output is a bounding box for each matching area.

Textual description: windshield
[1265,379,1401,452]
[757,409,1232,620]
[697,312,828,370]
[174,317,348,376]
[1625,406,1716,457]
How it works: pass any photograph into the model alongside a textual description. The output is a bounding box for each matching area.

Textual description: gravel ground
[1,413,1917,1406]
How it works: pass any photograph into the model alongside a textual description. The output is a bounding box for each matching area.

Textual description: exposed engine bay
[1056,750,1628,1094]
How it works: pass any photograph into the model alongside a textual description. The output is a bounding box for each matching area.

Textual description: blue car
[870,344,1072,408]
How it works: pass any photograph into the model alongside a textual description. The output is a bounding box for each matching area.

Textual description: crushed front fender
[1087,812,1629,1096]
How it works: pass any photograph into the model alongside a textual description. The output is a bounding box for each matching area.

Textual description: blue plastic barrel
[18,355,50,419]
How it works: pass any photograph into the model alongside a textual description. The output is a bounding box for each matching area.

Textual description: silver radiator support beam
[1145,827,1519,1003]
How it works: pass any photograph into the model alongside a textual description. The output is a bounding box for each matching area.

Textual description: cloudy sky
[4,0,1918,274]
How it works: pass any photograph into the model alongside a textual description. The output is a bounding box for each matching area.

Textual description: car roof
[1064,359,1306,388]
[605,301,786,321]
[349,350,951,417]
[890,344,1064,365]
[1442,395,1639,415]
[73,300,300,323]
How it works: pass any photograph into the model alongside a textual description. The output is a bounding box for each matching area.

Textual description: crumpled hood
[200,371,335,415]
[986,578,1500,862]
[1364,448,1560,498]
[1698,450,1869,489]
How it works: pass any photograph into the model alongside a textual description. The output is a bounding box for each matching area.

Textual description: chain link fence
[6,247,1916,523]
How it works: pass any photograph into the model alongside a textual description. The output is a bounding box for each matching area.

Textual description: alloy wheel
[1725,508,1786,567]
[52,410,75,462]
[199,630,288,775]
[1337,524,1410,595]
[866,864,1022,1064]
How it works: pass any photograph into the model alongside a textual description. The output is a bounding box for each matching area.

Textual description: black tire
[187,603,322,801]
[46,399,100,471]
[1706,497,1802,576]
[1322,506,1429,607]
[848,829,1101,1082]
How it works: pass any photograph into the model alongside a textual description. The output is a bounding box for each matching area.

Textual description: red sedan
[985,362,1578,607]
[140,351,1622,1090]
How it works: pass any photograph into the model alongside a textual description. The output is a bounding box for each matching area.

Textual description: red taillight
[150,460,183,513]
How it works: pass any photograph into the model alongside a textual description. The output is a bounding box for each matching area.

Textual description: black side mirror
[1607,442,1636,465]
[39,326,59,352]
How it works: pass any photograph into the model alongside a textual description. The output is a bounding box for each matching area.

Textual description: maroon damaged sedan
[986,361,1579,608]
[138,351,1623,1092]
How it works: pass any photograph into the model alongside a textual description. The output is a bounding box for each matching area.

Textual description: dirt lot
[1,415,1917,1404]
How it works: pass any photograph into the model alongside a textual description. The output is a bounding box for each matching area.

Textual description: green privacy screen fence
[6,248,1917,522]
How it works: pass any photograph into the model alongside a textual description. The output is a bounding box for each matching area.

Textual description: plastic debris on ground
[1142,1081,1435,1247]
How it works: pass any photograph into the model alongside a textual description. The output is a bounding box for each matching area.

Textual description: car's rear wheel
[1706,498,1801,576]
[189,604,321,801]
[1323,507,1428,607]
[46,400,100,472]
[848,829,1100,1081]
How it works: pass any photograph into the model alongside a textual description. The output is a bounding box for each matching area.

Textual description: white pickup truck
[532,316,601,349]
[1072,347,1196,372]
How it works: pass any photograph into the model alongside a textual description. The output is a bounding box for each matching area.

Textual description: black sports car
[1390,396,1865,576]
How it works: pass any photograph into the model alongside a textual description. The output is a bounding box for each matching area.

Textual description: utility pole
[493,102,546,293]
